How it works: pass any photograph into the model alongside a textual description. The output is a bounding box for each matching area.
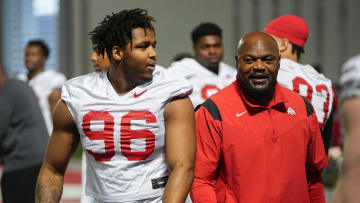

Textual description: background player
[264,15,334,153]
[90,43,110,72]
[36,9,195,203]
[0,64,49,203]
[167,22,236,108]
[332,55,360,203]
[18,40,66,135]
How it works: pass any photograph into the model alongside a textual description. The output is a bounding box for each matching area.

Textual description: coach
[191,32,327,203]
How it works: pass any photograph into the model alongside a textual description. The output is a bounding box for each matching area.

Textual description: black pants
[1,164,42,203]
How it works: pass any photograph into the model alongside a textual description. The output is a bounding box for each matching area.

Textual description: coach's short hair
[89,8,156,60]
[191,22,222,45]
[26,40,50,58]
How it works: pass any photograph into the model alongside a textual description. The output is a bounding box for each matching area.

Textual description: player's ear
[192,42,198,52]
[279,38,289,53]
[112,46,123,61]
[235,55,240,69]
[41,54,48,63]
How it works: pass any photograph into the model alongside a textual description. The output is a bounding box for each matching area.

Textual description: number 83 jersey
[277,59,334,129]
[61,66,192,202]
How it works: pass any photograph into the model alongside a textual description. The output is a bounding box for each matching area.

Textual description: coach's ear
[112,46,123,61]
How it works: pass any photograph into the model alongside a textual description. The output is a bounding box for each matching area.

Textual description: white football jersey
[277,59,334,128]
[167,58,236,107]
[18,70,66,135]
[62,66,192,202]
[339,54,360,100]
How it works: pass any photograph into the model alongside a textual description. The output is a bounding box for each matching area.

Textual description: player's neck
[107,68,136,95]
[281,53,299,63]
[27,67,44,80]
[207,65,219,75]
[195,57,220,75]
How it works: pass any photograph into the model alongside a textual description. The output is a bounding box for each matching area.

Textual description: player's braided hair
[89,8,156,60]
[191,22,222,45]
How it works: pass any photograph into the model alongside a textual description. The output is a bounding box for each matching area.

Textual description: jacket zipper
[268,108,277,143]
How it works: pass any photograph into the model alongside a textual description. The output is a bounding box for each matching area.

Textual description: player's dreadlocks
[191,22,222,45]
[89,8,156,60]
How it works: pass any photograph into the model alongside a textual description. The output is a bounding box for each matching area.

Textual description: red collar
[236,79,288,109]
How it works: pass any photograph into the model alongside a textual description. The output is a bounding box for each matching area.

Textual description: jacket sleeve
[190,105,223,203]
[307,111,328,203]
[321,110,334,154]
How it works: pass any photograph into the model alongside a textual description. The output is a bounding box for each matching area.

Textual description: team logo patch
[287,107,296,115]
[151,176,169,189]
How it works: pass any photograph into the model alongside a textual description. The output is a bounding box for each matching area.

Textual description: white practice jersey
[339,54,360,100]
[18,70,66,135]
[167,58,236,108]
[62,66,192,202]
[277,59,334,128]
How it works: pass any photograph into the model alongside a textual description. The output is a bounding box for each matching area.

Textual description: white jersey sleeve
[61,67,192,202]
[167,58,236,108]
[277,59,334,128]
[23,70,66,135]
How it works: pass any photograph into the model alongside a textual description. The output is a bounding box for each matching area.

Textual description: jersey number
[201,85,220,100]
[292,77,330,127]
[82,110,156,162]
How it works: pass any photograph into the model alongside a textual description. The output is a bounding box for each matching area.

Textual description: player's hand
[328,146,343,168]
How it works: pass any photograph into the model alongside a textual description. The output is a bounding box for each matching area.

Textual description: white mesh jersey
[62,66,192,202]
[339,54,360,100]
[167,58,236,108]
[277,59,334,128]
[17,70,66,135]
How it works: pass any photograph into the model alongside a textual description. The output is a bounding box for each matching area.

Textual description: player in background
[313,63,343,167]
[36,8,195,203]
[332,55,360,203]
[167,22,236,108]
[0,63,49,203]
[18,40,66,135]
[264,15,334,153]
[79,43,111,203]
[91,44,110,72]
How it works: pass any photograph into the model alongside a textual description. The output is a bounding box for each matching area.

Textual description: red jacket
[191,81,328,203]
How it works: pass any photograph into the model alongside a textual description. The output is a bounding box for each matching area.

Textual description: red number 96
[82,110,156,162]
